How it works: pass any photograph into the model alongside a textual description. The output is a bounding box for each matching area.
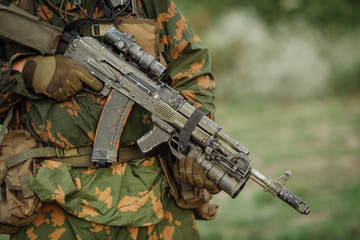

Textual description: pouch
[0,130,42,234]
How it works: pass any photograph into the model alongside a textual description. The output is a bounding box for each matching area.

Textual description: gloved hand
[173,156,221,194]
[22,54,103,101]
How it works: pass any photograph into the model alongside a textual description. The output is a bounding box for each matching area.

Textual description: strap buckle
[91,24,112,37]
[91,148,118,167]
[56,148,80,157]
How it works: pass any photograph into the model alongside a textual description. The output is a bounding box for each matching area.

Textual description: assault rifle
[64,26,310,215]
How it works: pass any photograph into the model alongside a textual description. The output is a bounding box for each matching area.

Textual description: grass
[197,96,360,240]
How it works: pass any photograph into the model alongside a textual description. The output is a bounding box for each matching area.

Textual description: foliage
[175,0,360,100]
[176,0,360,33]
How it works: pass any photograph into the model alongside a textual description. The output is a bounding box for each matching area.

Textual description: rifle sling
[0,106,14,146]
[179,109,204,151]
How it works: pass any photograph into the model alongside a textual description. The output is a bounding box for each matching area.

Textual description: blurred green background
[173,0,360,239]
[1,0,360,239]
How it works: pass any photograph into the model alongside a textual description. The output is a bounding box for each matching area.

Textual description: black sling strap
[179,109,204,151]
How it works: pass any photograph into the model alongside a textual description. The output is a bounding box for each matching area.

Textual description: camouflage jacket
[0,0,215,239]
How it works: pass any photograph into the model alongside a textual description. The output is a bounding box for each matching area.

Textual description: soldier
[0,0,219,239]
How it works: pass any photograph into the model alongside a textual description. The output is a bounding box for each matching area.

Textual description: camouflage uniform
[0,0,216,239]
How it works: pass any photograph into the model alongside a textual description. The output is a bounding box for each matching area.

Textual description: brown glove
[22,54,103,101]
[173,156,221,194]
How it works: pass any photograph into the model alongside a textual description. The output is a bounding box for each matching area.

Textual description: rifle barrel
[250,168,310,215]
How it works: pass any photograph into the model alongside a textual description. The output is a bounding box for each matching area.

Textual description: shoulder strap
[0,106,14,146]
[5,145,149,168]
[0,4,63,54]
[5,146,93,168]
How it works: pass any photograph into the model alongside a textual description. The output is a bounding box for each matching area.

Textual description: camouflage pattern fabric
[12,160,200,239]
[29,159,169,226]
[12,199,199,240]
[0,0,216,239]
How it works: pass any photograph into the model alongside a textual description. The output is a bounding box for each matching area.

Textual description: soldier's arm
[140,0,216,117]
[0,43,34,121]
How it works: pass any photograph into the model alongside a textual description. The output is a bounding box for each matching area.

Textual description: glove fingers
[184,157,196,186]
[205,180,221,194]
[69,77,83,93]
[52,89,69,101]
[173,161,181,183]
[179,157,189,184]
[74,69,103,91]
[177,157,221,195]
[64,54,102,91]
[192,162,207,188]
[63,81,78,98]
[49,79,78,101]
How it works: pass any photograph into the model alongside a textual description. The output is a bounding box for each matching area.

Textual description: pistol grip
[137,125,171,154]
